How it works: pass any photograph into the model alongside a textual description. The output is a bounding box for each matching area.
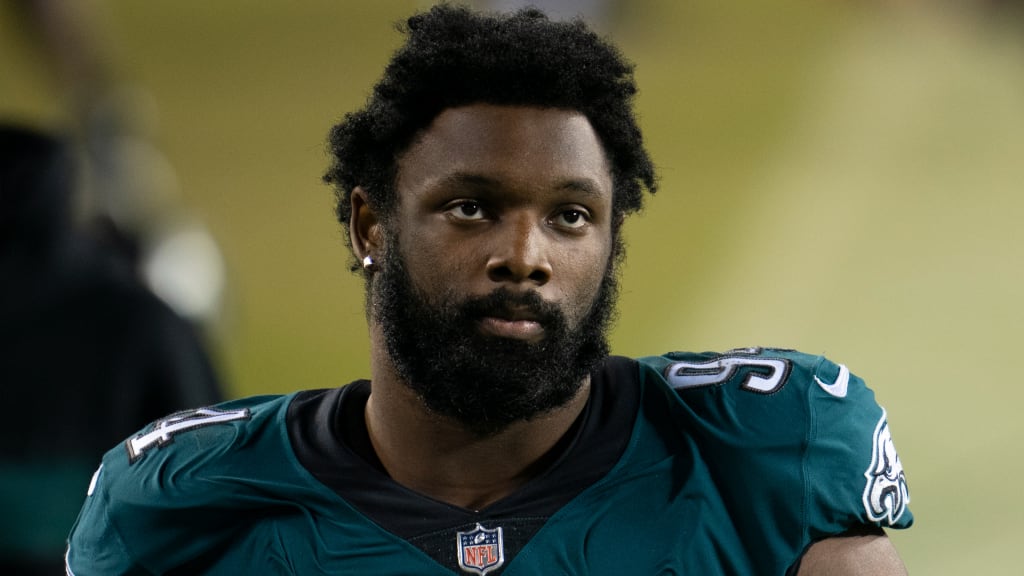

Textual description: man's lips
[477,309,545,341]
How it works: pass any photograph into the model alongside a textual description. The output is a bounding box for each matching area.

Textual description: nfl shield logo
[456,523,505,575]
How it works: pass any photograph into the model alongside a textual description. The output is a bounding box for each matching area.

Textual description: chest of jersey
[192,383,802,575]
[67,350,912,576]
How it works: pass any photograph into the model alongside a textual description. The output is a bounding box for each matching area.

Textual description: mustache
[456,288,565,328]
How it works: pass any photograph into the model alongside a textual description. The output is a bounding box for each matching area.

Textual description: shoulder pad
[634,347,913,532]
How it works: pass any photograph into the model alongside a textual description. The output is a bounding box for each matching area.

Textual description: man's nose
[485,213,552,286]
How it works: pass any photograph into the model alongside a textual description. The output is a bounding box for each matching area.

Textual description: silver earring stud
[362,255,375,270]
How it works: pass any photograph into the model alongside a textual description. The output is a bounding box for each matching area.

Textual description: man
[66,5,912,574]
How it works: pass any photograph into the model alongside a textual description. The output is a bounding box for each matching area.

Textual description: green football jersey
[66,348,912,575]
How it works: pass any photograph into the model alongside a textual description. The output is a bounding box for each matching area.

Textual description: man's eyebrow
[434,172,502,190]
[555,178,608,199]
[434,172,609,198]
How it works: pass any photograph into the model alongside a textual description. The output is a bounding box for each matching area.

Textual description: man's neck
[362,359,591,511]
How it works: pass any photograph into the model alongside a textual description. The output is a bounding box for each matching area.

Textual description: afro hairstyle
[324,3,657,268]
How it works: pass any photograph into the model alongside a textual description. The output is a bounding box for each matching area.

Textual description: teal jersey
[66,348,912,575]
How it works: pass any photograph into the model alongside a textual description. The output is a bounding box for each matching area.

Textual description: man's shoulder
[623,346,913,533]
[91,395,295,504]
[67,393,313,573]
[629,346,888,443]
[634,346,851,400]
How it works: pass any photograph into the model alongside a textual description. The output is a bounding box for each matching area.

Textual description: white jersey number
[665,354,791,394]
[126,407,250,463]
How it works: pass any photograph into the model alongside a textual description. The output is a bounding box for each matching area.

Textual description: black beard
[372,246,618,437]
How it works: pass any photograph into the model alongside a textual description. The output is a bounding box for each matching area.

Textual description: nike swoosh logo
[814,364,850,398]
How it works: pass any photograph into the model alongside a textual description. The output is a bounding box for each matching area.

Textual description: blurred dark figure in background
[0,125,223,574]
[4,0,229,327]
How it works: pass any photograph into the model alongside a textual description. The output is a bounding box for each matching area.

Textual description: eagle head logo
[862,411,910,525]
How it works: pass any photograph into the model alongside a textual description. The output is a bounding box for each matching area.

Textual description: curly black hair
[324,4,657,267]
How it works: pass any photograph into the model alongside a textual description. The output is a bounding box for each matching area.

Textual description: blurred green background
[4,0,1024,572]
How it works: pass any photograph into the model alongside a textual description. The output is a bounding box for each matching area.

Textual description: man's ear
[350,186,382,264]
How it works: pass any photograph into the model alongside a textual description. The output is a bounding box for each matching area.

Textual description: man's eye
[446,201,485,220]
[552,209,589,229]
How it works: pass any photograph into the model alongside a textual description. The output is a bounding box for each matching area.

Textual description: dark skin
[349,103,907,573]
[351,104,613,511]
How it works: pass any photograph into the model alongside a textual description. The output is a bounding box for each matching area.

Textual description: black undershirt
[287,355,640,572]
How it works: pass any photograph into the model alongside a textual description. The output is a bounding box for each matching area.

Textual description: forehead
[395,104,612,200]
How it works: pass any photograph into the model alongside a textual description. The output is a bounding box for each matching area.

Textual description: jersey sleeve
[65,464,144,575]
[65,395,291,575]
[802,355,913,535]
[641,348,913,545]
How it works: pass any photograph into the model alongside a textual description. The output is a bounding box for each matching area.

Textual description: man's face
[371,104,617,436]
